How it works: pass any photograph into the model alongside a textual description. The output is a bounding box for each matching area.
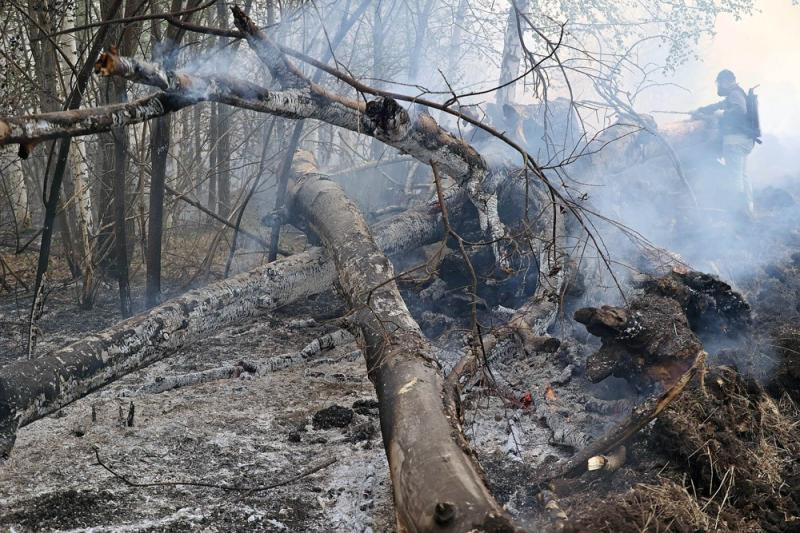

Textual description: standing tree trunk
[146,111,170,308]
[64,1,97,309]
[406,0,435,84]
[496,0,531,106]
[215,0,232,218]
[109,0,142,318]
[207,103,218,216]
[446,0,469,82]
[112,121,132,316]
[145,0,200,307]
[192,104,204,204]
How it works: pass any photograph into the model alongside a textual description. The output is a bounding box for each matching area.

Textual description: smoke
[162,0,800,294]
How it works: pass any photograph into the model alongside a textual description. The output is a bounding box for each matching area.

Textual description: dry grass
[654,366,800,530]
[564,478,760,532]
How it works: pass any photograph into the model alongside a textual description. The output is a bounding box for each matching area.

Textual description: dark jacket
[697,85,750,136]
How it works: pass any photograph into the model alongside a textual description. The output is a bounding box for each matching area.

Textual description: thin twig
[93,446,336,493]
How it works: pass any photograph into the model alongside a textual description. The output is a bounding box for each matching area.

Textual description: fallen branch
[0,93,191,151]
[137,329,355,394]
[136,364,250,395]
[288,150,517,530]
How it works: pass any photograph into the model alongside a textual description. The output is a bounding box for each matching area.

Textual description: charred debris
[1,1,799,531]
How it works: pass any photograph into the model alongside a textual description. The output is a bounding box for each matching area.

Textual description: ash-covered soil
[0,275,633,532]
[0,288,396,532]
[3,199,800,532]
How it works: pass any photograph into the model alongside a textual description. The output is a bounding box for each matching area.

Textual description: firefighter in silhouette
[692,69,760,216]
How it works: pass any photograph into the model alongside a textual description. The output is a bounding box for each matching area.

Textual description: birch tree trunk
[288,151,517,531]
[0,185,468,457]
[64,3,97,308]
[496,0,531,106]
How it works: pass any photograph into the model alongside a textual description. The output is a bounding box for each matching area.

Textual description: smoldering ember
[0,0,799,531]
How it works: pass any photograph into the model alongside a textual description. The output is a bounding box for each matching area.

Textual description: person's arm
[692,99,725,117]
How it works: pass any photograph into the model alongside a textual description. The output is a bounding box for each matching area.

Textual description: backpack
[746,87,762,143]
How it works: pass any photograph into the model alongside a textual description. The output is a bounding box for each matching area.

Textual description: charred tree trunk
[145,112,170,308]
[145,0,200,308]
[288,151,517,531]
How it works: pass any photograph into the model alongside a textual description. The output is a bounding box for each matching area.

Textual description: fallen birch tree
[287,149,516,531]
[0,188,469,457]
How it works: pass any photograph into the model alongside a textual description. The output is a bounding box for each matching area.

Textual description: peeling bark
[288,150,518,532]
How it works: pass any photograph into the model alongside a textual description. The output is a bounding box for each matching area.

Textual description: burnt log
[574,295,703,388]
[0,189,468,457]
[534,270,749,483]
[288,150,517,531]
[575,269,750,388]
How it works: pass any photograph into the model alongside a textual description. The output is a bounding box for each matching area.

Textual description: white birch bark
[0,183,467,456]
[496,0,532,106]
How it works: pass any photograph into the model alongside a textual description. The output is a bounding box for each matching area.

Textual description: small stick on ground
[93,446,336,493]
[534,350,707,484]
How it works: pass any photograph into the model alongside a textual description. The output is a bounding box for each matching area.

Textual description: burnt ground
[0,285,397,532]
[1,189,800,531]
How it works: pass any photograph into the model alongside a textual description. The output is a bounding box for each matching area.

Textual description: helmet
[716,69,736,84]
